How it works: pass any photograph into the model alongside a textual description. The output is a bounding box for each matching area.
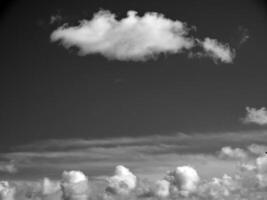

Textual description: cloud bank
[51,10,235,63]
[242,107,267,125]
[1,153,267,200]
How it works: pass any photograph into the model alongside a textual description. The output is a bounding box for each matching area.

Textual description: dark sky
[0,0,267,150]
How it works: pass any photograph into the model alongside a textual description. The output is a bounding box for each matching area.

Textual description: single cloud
[0,181,15,200]
[200,38,236,63]
[242,107,267,125]
[51,10,194,61]
[153,179,170,198]
[247,144,267,156]
[41,178,61,196]
[106,165,137,195]
[51,10,236,63]
[61,170,90,200]
[166,165,200,197]
[219,146,248,160]
[0,162,17,174]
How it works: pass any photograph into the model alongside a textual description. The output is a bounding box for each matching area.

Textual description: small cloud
[247,144,267,156]
[238,26,250,45]
[50,14,62,24]
[106,165,137,195]
[41,177,61,196]
[61,170,90,200]
[153,179,170,198]
[242,107,267,125]
[0,162,17,174]
[0,181,15,200]
[200,38,235,63]
[166,165,200,197]
[219,146,248,160]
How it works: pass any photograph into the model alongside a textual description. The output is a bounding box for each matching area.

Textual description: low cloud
[51,10,236,63]
[199,38,235,63]
[242,107,267,125]
[51,10,194,61]
[61,170,90,200]
[0,162,17,174]
[219,146,248,160]
[1,158,267,200]
[106,165,137,195]
[0,181,15,200]
[153,179,170,198]
[166,166,200,197]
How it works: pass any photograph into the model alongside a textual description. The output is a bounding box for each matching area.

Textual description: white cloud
[200,38,235,63]
[0,162,17,174]
[51,10,194,61]
[61,170,90,200]
[41,178,60,196]
[153,179,170,198]
[51,10,236,63]
[219,146,248,160]
[256,156,267,174]
[242,107,267,125]
[247,144,267,156]
[0,181,15,200]
[106,165,137,195]
[0,152,267,200]
[166,166,200,197]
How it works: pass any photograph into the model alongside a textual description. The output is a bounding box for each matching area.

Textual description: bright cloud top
[51,10,235,63]
[61,170,90,200]
[166,166,200,197]
[200,38,235,63]
[242,107,267,125]
[106,165,137,195]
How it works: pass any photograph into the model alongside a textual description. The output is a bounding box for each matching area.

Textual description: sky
[0,0,267,199]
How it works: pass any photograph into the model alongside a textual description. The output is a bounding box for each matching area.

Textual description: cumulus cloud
[106,165,137,195]
[41,178,61,196]
[199,38,235,63]
[61,170,90,200]
[152,179,170,198]
[51,10,236,63]
[247,144,267,156]
[0,162,17,174]
[0,181,15,200]
[51,10,194,61]
[166,166,200,197]
[242,107,267,125]
[0,154,267,200]
[219,146,248,160]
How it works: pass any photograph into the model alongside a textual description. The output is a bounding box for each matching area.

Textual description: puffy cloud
[256,156,267,173]
[51,10,194,61]
[247,144,267,156]
[106,165,137,195]
[0,181,15,200]
[200,37,235,63]
[153,179,170,198]
[166,166,200,196]
[41,178,61,196]
[197,174,242,199]
[50,14,62,24]
[242,107,267,125]
[219,146,248,160]
[51,10,236,63]
[0,162,17,174]
[61,170,90,200]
